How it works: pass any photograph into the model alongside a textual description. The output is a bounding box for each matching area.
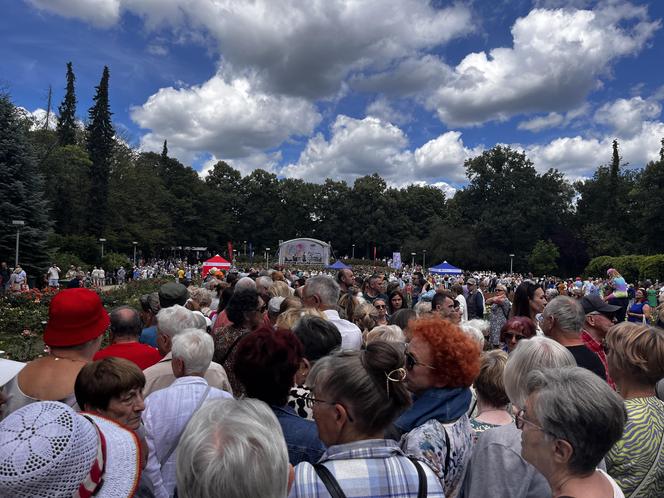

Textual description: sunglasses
[503,332,525,342]
[375,304,386,309]
[404,351,436,371]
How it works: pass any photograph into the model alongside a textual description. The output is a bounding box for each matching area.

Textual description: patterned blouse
[606,397,664,498]
[211,324,250,398]
[399,414,474,498]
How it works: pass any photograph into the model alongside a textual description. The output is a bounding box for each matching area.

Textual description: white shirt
[456,294,468,322]
[143,376,233,498]
[323,309,362,350]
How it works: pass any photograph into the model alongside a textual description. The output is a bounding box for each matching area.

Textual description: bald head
[110,306,141,339]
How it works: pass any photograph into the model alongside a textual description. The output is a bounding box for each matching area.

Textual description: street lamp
[352,244,355,259]
[243,241,247,257]
[509,254,515,274]
[99,238,106,260]
[265,247,270,267]
[422,249,427,269]
[132,241,138,266]
[11,220,24,268]
[411,252,416,267]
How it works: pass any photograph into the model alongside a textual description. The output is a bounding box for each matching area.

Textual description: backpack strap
[313,464,347,498]
[407,457,428,498]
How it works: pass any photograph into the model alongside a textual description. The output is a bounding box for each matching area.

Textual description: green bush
[584,256,615,278]
[611,255,644,283]
[102,252,131,273]
[50,251,89,273]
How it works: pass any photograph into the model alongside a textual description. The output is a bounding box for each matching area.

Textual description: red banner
[227,241,233,262]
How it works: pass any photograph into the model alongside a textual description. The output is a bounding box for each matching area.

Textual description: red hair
[411,317,480,387]
[500,316,537,342]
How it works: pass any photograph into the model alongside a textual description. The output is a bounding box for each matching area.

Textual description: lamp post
[352,244,355,259]
[411,252,416,268]
[11,220,24,268]
[509,254,515,274]
[265,247,270,267]
[243,241,247,257]
[422,249,427,269]
[132,241,138,266]
[99,238,106,261]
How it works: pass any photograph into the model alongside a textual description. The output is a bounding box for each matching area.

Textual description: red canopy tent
[201,254,232,277]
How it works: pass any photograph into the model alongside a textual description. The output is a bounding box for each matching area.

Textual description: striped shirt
[289,439,445,498]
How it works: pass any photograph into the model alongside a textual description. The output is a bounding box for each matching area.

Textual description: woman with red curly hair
[395,317,481,498]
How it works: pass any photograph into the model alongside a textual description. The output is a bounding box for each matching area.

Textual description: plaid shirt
[289,439,445,498]
[581,330,616,390]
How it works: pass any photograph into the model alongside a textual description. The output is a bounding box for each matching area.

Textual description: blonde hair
[474,350,509,407]
[605,322,664,385]
[269,281,291,299]
[188,287,212,307]
[275,307,326,330]
[352,302,377,332]
[364,325,405,346]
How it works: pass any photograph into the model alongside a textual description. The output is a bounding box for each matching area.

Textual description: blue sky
[3,0,664,194]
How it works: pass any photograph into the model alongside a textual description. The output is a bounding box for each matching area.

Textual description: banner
[392,252,402,269]
[227,241,233,263]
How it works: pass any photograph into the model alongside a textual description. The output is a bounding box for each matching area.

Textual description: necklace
[50,353,87,363]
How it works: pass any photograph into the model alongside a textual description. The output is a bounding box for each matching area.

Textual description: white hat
[0,401,141,497]
[0,359,25,387]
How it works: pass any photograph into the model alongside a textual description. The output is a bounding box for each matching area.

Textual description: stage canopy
[279,238,330,266]
[429,261,463,275]
[201,254,231,277]
[327,260,351,270]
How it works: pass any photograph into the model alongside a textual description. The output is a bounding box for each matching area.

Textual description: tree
[56,62,78,146]
[528,240,560,275]
[0,95,52,275]
[86,66,115,235]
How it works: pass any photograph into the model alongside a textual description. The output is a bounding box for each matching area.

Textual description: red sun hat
[43,289,110,347]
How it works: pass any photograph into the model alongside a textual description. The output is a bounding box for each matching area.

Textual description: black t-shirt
[566,345,607,381]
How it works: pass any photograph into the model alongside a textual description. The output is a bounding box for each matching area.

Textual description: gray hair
[304,275,340,307]
[256,276,272,292]
[525,367,626,474]
[176,398,289,498]
[234,277,257,292]
[414,300,431,316]
[307,341,411,434]
[364,325,405,345]
[465,319,490,335]
[542,295,585,335]
[156,305,198,338]
[503,336,575,408]
[545,288,559,301]
[461,323,486,350]
[172,329,215,375]
[189,287,212,307]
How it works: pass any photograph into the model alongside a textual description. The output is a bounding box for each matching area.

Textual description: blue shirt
[272,405,325,466]
[140,325,158,348]
[290,439,445,498]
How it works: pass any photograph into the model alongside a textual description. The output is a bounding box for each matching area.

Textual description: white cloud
[365,96,412,125]
[524,120,664,178]
[27,0,121,27]
[131,72,321,164]
[282,115,479,185]
[518,113,565,132]
[594,96,661,137]
[424,4,660,126]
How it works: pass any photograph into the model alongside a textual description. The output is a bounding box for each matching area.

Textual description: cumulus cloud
[518,104,590,132]
[524,120,664,178]
[282,115,479,185]
[26,0,121,27]
[130,72,321,164]
[423,4,660,126]
[594,96,661,137]
[31,0,474,100]
[365,96,412,125]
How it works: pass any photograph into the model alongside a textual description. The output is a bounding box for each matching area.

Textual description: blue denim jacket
[272,405,326,465]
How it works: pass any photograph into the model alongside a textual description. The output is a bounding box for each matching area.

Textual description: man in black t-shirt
[541,295,607,381]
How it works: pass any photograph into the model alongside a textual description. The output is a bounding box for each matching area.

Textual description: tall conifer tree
[56,62,78,145]
[86,65,115,235]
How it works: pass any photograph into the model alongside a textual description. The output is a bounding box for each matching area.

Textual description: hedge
[584,254,664,282]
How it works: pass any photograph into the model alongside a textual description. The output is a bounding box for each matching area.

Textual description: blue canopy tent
[327,260,351,270]
[428,261,463,275]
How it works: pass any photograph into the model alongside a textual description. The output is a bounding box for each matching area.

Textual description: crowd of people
[0,264,663,497]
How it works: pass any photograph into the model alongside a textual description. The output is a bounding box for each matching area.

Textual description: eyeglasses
[297,394,354,422]
[588,311,616,322]
[374,304,386,309]
[405,351,436,371]
[515,409,550,434]
[503,332,525,342]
